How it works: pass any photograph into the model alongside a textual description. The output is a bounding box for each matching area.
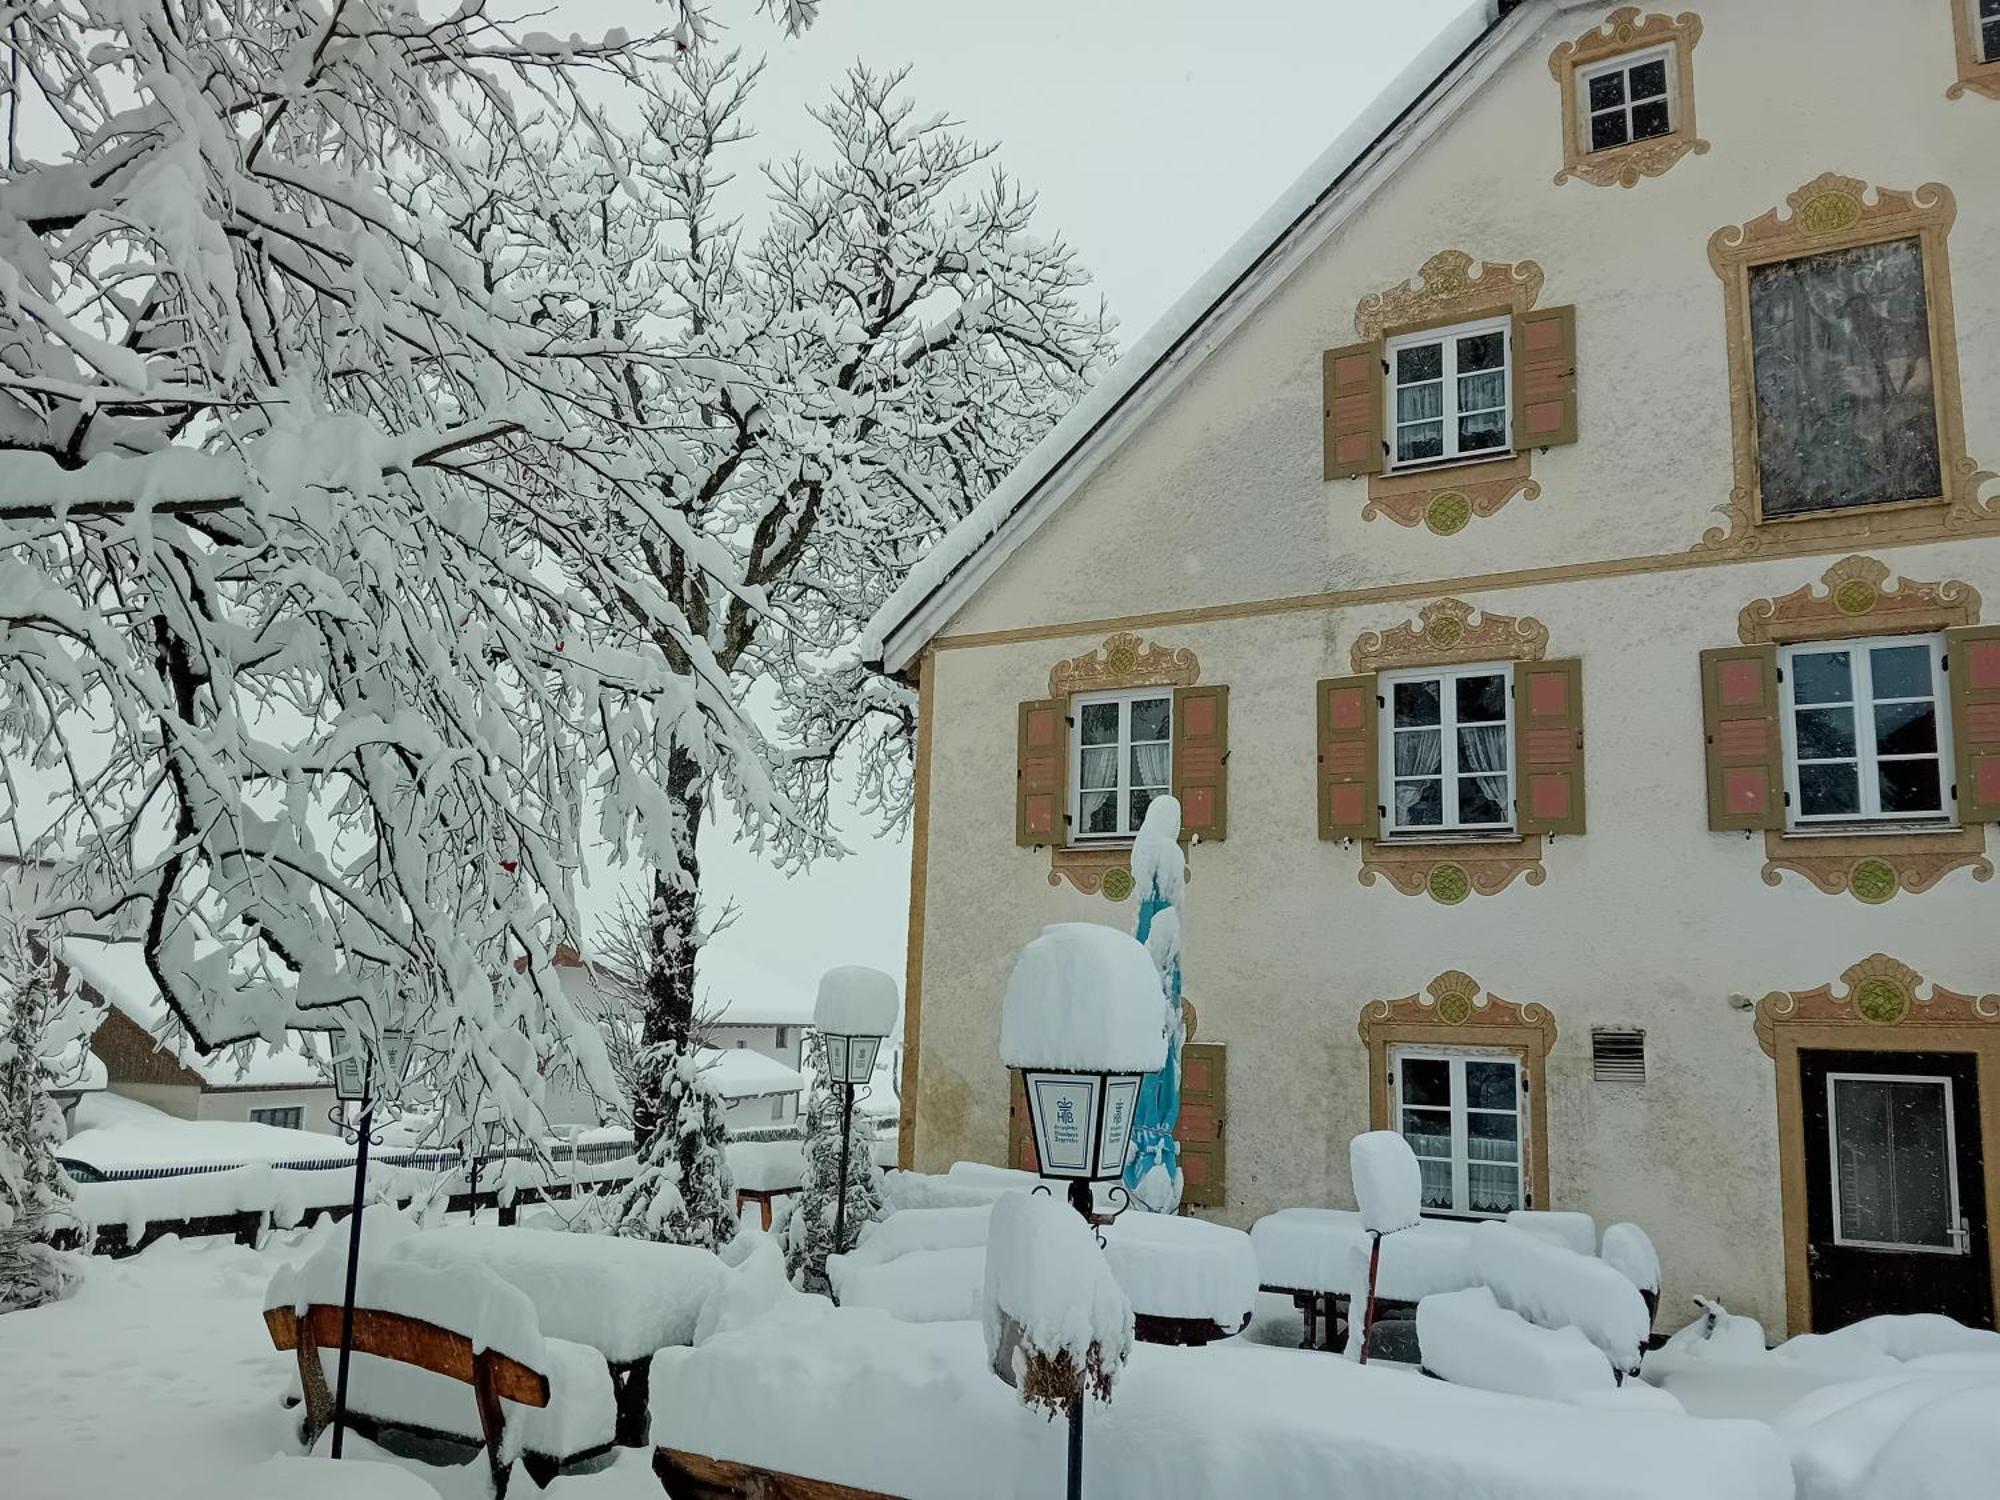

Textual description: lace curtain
[1458,724,1510,815]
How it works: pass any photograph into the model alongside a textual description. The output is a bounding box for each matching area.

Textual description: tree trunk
[632,740,706,1154]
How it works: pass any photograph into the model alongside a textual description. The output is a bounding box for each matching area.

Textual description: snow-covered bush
[611,1043,738,1253]
[0,925,87,1311]
[984,1190,1132,1417]
[783,1031,882,1291]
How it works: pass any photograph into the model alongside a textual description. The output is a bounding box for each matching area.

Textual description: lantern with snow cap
[814,966,901,1257]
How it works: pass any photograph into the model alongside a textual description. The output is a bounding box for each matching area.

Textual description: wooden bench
[655,1447,902,1499]
[265,1302,611,1495]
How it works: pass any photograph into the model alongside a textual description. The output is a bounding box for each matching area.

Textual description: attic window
[1591,1027,1646,1083]
[1581,49,1673,152]
[1550,11,1707,189]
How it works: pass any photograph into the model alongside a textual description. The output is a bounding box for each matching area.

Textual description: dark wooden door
[1800,1049,1991,1331]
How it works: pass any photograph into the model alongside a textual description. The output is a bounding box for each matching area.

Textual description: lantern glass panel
[1026,1071,1103,1177]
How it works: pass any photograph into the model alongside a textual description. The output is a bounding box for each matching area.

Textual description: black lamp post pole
[833,1079,855,1257]
[1065,1175,1095,1500]
[329,1060,374,1459]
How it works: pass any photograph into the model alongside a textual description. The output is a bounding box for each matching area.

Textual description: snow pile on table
[194,1455,442,1500]
[984,1190,1133,1411]
[1472,1222,1650,1376]
[849,1204,994,1261]
[1505,1209,1597,1258]
[1129,795,1185,908]
[813,965,901,1036]
[1250,1206,1475,1301]
[1776,1369,2000,1500]
[651,1298,1794,1499]
[1418,1286,1614,1402]
[1100,1212,1256,1329]
[694,1231,801,1344]
[1350,1132,1422,1235]
[1600,1222,1662,1296]
[825,1205,990,1322]
[999,924,1168,1070]
[727,1137,806,1193]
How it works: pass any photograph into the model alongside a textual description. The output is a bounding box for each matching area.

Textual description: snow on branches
[0,921,90,1311]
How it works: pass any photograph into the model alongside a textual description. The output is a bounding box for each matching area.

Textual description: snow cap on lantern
[1002,924,1168,1183]
[1350,1130,1424,1236]
[814,965,899,1085]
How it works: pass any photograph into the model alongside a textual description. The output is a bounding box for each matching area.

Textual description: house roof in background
[697,945,820,1028]
[697,1045,806,1101]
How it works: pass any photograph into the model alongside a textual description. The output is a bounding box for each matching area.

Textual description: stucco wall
[197,1087,341,1135]
[906,0,2000,1337]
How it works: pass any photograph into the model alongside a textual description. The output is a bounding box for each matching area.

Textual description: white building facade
[876,0,2000,1336]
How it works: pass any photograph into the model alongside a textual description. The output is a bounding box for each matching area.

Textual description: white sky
[586,0,1469,992]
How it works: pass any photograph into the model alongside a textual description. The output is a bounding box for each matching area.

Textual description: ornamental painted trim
[1761,827,1991,904]
[1359,836,1546,902]
[1354,250,1545,342]
[1350,597,1550,674]
[1549,10,1708,189]
[1047,631,1199,698]
[1358,971,1559,1051]
[1754,954,2000,1058]
[1363,453,1542,534]
[1049,846,1135,900]
[1736,555,1982,645]
[1697,176,1991,557]
[1950,0,2000,100]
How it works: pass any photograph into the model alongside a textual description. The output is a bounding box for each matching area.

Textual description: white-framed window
[250,1106,303,1130]
[1982,0,2000,64]
[1381,662,1514,836]
[1828,1072,1963,1254]
[1386,316,1511,470]
[1071,689,1172,841]
[1779,635,1955,828]
[1392,1047,1526,1217]
[1580,45,1674,153]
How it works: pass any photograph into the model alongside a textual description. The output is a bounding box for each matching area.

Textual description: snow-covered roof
[697,1045,805,1101]
[698,945,818,1027]
[63,1091,355,1171]
[59,936,331,1090]
[863,0,1554,674]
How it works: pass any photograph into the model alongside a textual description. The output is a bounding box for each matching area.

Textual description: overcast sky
[587,0,1470,993]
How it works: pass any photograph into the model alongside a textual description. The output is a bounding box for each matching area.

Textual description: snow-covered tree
[784,1029,883,1291]
[611,1042,739,1251]
[0,923,86,1312]
[569,52,1113,1232]
[0,3,823,1145]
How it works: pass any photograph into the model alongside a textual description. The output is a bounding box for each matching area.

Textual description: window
[1983,0,2000,64]
[1580,48,1673,152]
[771,1095,786,1122]
[1749,238,1941,517]
[1381,663,1513,835]
[1393,1048,1524,1217]
[774,1026,789,1050]
[251,1106,303,1130]
[1071,690,1171,840]
[1386,317,1510,469]
[1828,1073,1962,1253]
[1780,636,1955,827]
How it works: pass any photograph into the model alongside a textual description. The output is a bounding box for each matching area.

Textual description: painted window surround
[1359,971,1556,1215]
[1950,0,2000,100]
[1736,554,1991,901]
[1549,8,1708,189]
[1754,954,2000,1335]
[1701,175,1975,557]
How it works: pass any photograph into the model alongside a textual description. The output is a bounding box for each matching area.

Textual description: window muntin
[1581,47,1673,153]
[1381,663,1514,835]
[1071,690,1171,841]
[1386,316,1511,470]
[1748,238,1941,517]
[1779,635,1954,827]
[1983,0,2000,64]
[250,1106,303,1130]
[1394,1049,1524,1217]
[1828,1073,1962,1253]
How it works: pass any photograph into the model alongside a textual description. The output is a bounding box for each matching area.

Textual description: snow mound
[1778,1370,2000,1500]
[814,965,900,1036]
[200,1456,442,1500]
[1417,1286,1614,1402]
[694,1232,799,1345]
[1128,795,1185,906]
[835,1245,985,1324]
[1350,1132,1422,1235]
[845,1205,993,1265]
[1780,1313,2000,1374]
[1505,1209,1597,1258]
[880,1168,1024,1212]
[999,924,1168,1070]
[1100,1213,1257,1328]
[1600,1222,1662,1295]
[1472,1222,1650,1376]
[983,1190,1134,1404]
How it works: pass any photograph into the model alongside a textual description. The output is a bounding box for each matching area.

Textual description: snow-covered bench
[1250,1207,1477,1350]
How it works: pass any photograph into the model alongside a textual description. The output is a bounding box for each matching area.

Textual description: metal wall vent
[1591,1027,1647,1083]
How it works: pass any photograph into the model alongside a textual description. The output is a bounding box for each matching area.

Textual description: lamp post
[812,967,899,1261]
[326,1027,415,1459]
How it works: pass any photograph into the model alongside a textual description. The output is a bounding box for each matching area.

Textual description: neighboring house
[872,0,2000,1337]
[698,944,817,1071]
[59,937,339,1135]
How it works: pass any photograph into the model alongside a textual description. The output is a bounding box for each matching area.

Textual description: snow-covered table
[389,1225,727,1444]
[1101,1213,1258,1345]
[1250,1207,1477,1350]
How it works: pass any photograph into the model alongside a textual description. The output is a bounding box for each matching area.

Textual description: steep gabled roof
[864,0,1580,674]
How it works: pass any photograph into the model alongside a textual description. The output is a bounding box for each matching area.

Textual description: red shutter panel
[1323,341,1386,480]
[1699,646,1785,831]
[1513,305,1578,449]
[1016,698,1066,847]
[1947,626,2000,822]
[1177,1042,1226,1209]
[1172,685,1228,841]
[1318,675,1380,840]
[1515,658,1586,835]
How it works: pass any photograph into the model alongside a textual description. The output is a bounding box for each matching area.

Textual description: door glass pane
[1832,1077,1954,1249]
[1792,651,1853,705]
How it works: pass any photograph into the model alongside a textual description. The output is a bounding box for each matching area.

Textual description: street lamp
[812,966,899,1260]
[998,924,1168,1500]
[326,1025,417,1460]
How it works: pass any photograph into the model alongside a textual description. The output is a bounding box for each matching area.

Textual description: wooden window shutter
[1007,1070,1039,1172]
[1317,675,1380,840]
[1178,1042,1226,1209]
[1947,626,2000,822]
[1172,685,1229,841]
[1699,646,1785,831]
[1016,698,1066,847]
[1514,658,1586,835]
[1323,341,1386,480]
[1512,305,1578,449]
